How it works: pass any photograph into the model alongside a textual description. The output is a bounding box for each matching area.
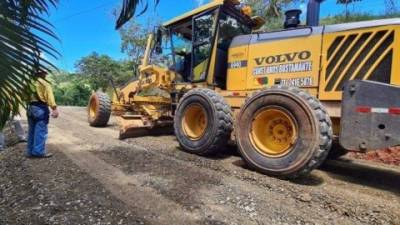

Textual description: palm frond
[0,0,59,129]
[115,0,160,29]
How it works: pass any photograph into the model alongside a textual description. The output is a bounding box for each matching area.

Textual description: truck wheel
[236,86,333,179]
[88,92,111,127]
[174,88,233,155]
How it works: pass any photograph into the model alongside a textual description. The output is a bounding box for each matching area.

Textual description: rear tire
[88,92,111,127]
[174,89,233,155]
[236,86,333,179]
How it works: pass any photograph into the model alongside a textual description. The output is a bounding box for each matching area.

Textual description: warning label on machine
[275,77,314,87]
[253,61,313,76]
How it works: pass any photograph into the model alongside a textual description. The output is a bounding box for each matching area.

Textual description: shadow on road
[320,159,400,195]
[230,158,325,186]
[227,146,399,191]
[175,143,241,160]
[133,134,400,194]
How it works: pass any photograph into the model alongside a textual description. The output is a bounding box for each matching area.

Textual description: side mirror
[155,28,163,54]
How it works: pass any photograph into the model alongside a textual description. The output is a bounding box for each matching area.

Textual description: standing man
[27,70,59,158]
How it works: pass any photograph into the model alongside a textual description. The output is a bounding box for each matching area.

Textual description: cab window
[213,12,252,89]
[218,13,252,50]
[192,10,218,82]
[171,31,192,81]
[150,31,174,69]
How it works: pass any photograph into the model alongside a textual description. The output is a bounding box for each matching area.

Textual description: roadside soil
[1,106,399,225]
[348,147,400,166]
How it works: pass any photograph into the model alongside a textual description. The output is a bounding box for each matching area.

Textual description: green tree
[59,80,91,106]
[75,52,133,91]
[0,0,149,128]
[245,0,303,31]
[119,21,149,77]
[49,71,92,106]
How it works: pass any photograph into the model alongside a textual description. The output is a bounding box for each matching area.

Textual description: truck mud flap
[340,80,400,151]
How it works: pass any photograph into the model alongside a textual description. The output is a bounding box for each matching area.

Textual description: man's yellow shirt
[31,78,57,109]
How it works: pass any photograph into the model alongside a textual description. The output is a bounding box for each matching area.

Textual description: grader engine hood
[227,27,324,91]
[319,18,400,100]
[227,18,400,97]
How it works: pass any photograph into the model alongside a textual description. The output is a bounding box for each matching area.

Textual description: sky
[47,0,201,71]
[45,0,396,72]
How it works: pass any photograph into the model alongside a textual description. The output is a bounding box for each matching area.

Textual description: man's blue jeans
[27,104,49,156]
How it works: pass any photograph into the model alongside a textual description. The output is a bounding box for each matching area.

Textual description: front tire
[236,86,333,178]
[88,92,111,127]
[174,89,233,155]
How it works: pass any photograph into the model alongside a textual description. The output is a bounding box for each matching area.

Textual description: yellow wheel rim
[250,108,297,157]
[182,104,208,140]
[89,98,97,118]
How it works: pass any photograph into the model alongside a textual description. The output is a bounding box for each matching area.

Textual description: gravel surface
[0,106,399,225]
[0,145,147,225]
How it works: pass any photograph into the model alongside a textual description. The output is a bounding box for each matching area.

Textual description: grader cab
[88,0,400,178]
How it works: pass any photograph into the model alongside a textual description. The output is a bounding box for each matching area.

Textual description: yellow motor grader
[88,0,400,178]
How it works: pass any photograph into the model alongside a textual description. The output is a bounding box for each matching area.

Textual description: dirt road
[1,106,399,225]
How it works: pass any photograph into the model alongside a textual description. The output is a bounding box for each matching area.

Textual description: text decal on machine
[252,51,312,76]
[276,77,313,87]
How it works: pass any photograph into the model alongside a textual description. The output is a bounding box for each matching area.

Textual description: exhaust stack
[306,0,323,26]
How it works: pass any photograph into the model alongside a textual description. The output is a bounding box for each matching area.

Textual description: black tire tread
[89,92,111,127]
[242,85,333,179]
[174,88,233,155]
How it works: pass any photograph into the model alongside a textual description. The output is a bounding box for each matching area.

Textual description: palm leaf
[0,0,59,129]
[115,0,160,29]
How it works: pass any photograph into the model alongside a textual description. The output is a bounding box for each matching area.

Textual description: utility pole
[385,0,396,15]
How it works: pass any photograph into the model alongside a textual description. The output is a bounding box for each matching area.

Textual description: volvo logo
[254,51,311,66]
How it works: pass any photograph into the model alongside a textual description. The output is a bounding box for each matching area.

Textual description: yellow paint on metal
[223,96,247,108]
[207,27,220,85]
[141,34,154,68]
[139,65,177,90]
[104,0,400,142]
[133,95,171,104]
[193,60,209,81]
[163,0,223,27]
[250,108,297,157]
[113,80,139,105]
[182,104,208,140]
[226,33,322,94]
[392,26,400,86]
[89,98,96,119]
[319,25,399,100]
[246,35,322,91]
[227,46,249,91]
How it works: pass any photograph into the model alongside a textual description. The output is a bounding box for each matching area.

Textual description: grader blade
[117,115,173,139]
